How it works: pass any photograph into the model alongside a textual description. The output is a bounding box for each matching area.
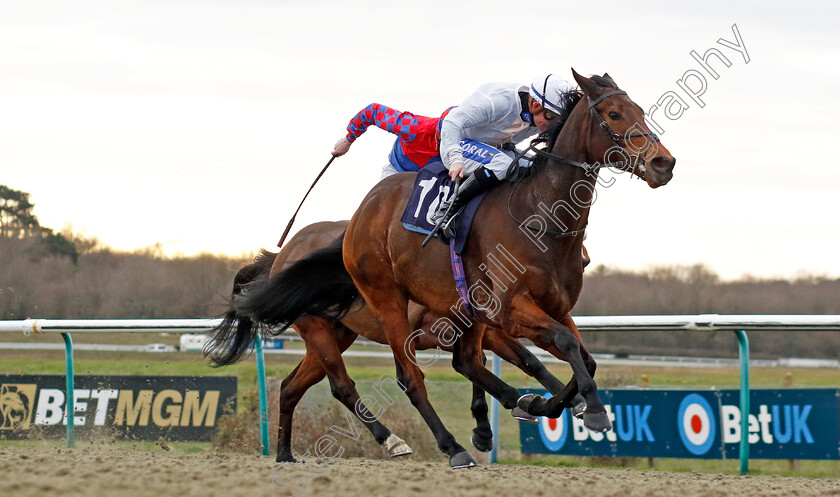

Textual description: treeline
[575,264,840,360]
[0,237,248,320]
[3,184,837,359]
[2,236,838,358]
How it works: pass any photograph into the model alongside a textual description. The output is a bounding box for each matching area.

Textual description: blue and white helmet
[529,74,575,114]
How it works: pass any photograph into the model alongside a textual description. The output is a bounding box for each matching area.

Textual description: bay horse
[232,70,675,467]
[342,70,674,467]
[208,220,587,463]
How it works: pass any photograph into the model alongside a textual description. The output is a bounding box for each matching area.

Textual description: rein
[506,89,657,240]
[504,139,592,240]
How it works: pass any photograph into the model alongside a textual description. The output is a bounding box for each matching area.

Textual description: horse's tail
[204,249,278,367]
[234,232,359,336]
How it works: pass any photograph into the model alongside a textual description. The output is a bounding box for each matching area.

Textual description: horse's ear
[572,68,599,97]
[602,72,617,87]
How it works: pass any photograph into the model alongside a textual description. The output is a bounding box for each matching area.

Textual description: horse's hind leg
[469,353,493,452]
[277,352,327,462]
[297,317,411,458]
[413,308,493,452]
[354,286,474,468]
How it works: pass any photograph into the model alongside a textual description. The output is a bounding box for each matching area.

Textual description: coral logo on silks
[677,393,717,455]
[459,139,498,165]
[538,392,569,451]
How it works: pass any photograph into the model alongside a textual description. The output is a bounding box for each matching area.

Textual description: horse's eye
[608,111,621,121]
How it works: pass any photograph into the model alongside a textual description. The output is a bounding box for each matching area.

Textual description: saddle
[400,159,489,255]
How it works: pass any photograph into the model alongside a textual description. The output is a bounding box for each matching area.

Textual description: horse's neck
[523,111,598,234]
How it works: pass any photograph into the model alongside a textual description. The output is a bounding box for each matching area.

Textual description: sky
[1,0,838,280]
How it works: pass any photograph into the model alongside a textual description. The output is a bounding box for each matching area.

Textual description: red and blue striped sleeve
[345,103,419,144]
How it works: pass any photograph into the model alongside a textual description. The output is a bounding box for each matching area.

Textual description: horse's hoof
[583,410,612,433]
[471,433,493,453]
[571,397,587,420]
[517,393,545,414]
[511,407,539,424]
[384,434,413,458]
[449,450,478,469]
[275,453,299,464]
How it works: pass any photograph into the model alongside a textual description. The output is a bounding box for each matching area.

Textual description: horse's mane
[530,74,617,172]
[531,88,582,171]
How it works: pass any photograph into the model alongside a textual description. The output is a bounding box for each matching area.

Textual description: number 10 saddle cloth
[400,158,490,255]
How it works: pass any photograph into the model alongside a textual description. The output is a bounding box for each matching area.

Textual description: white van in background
[179,333,209,352]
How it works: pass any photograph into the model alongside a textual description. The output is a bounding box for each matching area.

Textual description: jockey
[332,103,453,180]
[431,74,577,237]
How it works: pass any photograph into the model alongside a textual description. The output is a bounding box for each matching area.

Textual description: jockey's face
[530,100,556,133]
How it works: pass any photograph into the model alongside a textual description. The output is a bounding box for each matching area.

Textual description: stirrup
[430,199,453,225]
[438,207,463,238]
[422,178,460,247]
[422,205,454,247]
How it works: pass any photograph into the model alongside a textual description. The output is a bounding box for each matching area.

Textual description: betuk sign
[520,388,839,460]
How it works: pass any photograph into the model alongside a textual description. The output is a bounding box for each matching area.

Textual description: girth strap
[450,238,474,316]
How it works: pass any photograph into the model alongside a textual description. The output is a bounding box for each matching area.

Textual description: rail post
[255,335,270,456]
[734,329,749,474]
[489,352,501,464]
[61,332,75,449]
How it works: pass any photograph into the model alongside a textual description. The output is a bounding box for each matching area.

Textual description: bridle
[587,89,660,145]
[507,88,659,240]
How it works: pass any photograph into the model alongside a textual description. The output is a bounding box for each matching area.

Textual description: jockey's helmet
[529,74,575,114]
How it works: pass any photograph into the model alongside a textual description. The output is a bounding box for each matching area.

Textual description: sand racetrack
[1,446,838,497]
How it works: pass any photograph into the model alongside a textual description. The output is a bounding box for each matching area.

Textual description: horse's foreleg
[560,315,596,378]
[555,315,595,414]
[483,329,587,419]
[530,315,594,418]
[508,296,610,433]
[449,325,527,411]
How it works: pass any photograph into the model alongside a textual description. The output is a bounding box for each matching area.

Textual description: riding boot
[431,166,500,238]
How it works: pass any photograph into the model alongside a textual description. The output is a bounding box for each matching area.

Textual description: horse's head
[571,68,676,188]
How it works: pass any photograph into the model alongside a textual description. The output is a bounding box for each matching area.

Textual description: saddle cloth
[400,158,489,255]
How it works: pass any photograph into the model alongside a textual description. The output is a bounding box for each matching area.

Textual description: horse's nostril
[651,156,676,174]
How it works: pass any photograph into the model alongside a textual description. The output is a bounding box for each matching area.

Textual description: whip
[276,156,336,248]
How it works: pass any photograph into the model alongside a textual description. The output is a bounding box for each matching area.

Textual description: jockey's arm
[438,98,494,179]
[333,103,413,157]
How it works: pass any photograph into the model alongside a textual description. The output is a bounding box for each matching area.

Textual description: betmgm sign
[0,375,236,441]
[519,389,840,460]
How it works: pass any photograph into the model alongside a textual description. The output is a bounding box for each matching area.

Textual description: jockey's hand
[449,162,466,181]
[332,138,352,157]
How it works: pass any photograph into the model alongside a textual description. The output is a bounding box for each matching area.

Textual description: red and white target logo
[677,394,716,455]
[538,393,568,451]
